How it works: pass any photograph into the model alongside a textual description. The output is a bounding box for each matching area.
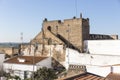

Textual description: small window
[47,26,51,31]
[48,38,52,45]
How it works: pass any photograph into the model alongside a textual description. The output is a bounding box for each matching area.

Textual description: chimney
[111,66,113,73]
[17,58,26,62]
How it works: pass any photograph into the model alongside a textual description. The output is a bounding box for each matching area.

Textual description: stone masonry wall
[42,16,90,52]
[31,14,118,53]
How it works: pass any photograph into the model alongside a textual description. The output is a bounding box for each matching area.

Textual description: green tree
[14,75,21,80]
[34,67,57,80]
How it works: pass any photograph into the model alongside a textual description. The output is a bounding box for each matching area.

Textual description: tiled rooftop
[64,72,109,80]
[106,72,120,80]
[4,56,47,65]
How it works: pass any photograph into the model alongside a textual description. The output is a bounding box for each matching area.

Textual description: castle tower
[32,14,90,52]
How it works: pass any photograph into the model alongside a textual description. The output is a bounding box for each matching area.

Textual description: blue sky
[0,0,120,42]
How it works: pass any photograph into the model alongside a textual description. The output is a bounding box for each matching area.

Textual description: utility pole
[21,32,23,44]
[42,27,45,55]
[20,32,23,55]
[67,24,70,65]
[32,43,37,80]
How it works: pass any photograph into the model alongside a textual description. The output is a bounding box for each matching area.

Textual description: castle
[0,13,118,61]
[31,13,118,53]
[3,14,120,79]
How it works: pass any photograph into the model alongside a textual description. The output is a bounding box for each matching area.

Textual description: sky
[0,0,120,42]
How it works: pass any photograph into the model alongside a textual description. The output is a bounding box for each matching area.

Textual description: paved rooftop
[4,56,47,65]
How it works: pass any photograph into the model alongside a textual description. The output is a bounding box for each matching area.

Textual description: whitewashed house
[65,40,120,77]
[84,40,120,55]
[3,56,52,79]
[0,53,5,70]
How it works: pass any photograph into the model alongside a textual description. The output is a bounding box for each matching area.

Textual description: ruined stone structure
[31,14,118,53]
[22,14,119,76]
[0,47,19,56]
[31,14,89,52]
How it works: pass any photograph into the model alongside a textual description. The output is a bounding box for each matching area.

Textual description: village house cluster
[0,14,120,80]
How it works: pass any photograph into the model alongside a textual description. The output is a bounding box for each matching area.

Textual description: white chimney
[17,58,26,62]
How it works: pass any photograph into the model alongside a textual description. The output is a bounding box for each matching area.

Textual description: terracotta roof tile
[4,56,47,65]
[106,72,120,80]
[64,72,109,80]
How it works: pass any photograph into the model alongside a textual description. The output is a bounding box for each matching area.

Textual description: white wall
[112,66,120,73]
[65,48,120,76]
[86,66,110,77]
[86,65,120,77]
[3,63,36,79]
[3,63,37,72]
[0,53,5,70]
[84,40,120,55]
[66,48,120,66]
[3,57,52,79]
[65,48,83,69]
[3,57,52,72]
[36,57,52,69]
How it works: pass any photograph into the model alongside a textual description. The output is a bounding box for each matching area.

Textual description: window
[47,26,51,31]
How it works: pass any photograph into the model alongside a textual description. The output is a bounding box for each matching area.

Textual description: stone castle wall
[23,44,66,68]
[0,47,19,55]
[31,14,118,53]
[32,15,90,52]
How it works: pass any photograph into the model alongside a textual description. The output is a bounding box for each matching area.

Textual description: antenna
[19,32,23,55]
[20,32,23,44]
[75,0,78,17]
